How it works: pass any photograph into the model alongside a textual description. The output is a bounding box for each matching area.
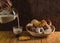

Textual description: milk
[0,15,17,23]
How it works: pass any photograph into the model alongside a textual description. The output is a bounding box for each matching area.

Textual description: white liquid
[13,15,22,34]
[0,15,18,23]
[0,14,20,27]
[13,27,22,34]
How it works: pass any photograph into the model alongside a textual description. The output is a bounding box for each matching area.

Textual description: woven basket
[26,25,55,37]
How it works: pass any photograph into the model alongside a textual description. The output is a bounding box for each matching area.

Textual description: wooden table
[0,31,60,43]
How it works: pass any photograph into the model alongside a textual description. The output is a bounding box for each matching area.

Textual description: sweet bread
[36,27,44,34]
[39,20,47,27]
[19,36,31,41]
[31,19,40,27]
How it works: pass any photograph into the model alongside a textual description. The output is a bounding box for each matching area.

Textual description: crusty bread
[19,36,31,40]
[31,19,40,27]
[39,20,47,27]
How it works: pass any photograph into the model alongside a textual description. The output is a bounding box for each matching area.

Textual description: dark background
[0,0,60,31]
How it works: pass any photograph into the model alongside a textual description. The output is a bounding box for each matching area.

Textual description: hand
[7,0,12,6]
[0,0,12,10]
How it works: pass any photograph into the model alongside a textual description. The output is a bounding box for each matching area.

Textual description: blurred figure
[0,0,12,10]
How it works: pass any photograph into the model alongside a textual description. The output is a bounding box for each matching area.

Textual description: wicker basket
[26,25,55,37]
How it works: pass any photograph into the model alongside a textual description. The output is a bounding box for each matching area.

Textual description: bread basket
[26,25,55,37]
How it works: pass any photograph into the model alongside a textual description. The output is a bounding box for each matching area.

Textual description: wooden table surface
[0,31,60,43]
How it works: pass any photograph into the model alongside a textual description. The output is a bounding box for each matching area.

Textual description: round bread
[36,27,44,34]
[39,20,47,27]
[44,28,52,34]
[31,19,40,27]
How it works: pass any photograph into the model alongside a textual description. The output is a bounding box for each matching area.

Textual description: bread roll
[36,27,44,34]
[31,19,40,27]
[39,20,47,27]
[19,36,31,40]
[44,24,52,34]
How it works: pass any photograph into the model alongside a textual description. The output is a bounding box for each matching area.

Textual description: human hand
[0,0,12,10]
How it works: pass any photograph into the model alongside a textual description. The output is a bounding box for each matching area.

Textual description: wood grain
[42,32,60,43]
[0,31,60,43]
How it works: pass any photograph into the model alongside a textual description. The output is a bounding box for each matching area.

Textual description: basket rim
[26,25,55,35]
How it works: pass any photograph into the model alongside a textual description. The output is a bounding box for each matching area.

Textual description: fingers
[7,0,12,6]
[0,0,12,10]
